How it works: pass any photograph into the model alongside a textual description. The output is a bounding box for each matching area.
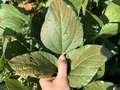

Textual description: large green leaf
[9,51,57,78]
[5,78,31,90]
[83,81,119,90]
[99,23,119,37]
[67,45,112,88]
[0,4,30,37]
[104,2,120,22]
[69,0,84,14]
[41,0,83,54]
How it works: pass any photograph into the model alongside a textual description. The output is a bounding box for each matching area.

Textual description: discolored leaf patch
[9,51,57,78]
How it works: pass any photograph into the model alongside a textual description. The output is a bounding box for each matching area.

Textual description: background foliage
[0,0,120,90]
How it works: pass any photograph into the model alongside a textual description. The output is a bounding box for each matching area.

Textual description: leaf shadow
[3,27,23,38]
[100,14,109,24]
[107,85,120,90]
[67,58,71,75]
[100,46,113,59]
[113,0,120,5]
[2,27,30,59]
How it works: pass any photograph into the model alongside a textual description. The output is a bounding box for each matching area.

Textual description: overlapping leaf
[69,0,84,14]
[41,0,83,54]
[9,51,57,78]
[0,4,30,37]
[5,78,31,90]
[67,45,112,87]
[69,0,89,15]
[99,23,119,37]
[83,81,119,90]
[104,2,120,22]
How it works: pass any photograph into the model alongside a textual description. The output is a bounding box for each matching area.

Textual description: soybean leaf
[5,78,31,90]
[0,4,30,37]
[69,0,84,14]
[104,2,120,22]
[82,0,88,15]
[67,45,112,88]
[41,0,83,54]
[99,23,119,37]
[83,81,120,90]
[9,51,57,78]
